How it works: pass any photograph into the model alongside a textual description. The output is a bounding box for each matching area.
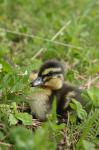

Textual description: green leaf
[16,112,32,125]
[0,59,13,72]
[10,127,34,150]
[0,46,8,57]
[0,63,3,72]
[82,140,96,150]
[48,97,57,123]
[0,131,4,140]
[9,113,18,125]
[12,102,18,113]
[76,110,99,149]
[87,87,99,107]
[77,109,87,120]
[70,99,87,120]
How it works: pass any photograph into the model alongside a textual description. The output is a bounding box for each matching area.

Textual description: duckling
[31,60,85,119]
[29,70,52,121]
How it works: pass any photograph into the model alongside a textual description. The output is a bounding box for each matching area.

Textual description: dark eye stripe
[43,75,62,83]
[43,77,52,83]
[42,71,62,78]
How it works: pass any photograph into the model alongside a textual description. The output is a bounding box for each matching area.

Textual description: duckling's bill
[31,77,43,87]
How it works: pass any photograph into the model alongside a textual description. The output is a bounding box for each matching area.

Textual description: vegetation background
[0,0,99,149]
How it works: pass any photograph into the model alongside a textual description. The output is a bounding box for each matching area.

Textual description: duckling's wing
[63,86,85,110]
[56,83,85,111]
[64,91,77,109]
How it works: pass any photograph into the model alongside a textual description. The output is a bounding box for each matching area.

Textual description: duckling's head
[31,60,64,90]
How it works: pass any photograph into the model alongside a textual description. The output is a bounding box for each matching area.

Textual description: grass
[0,0,99,149]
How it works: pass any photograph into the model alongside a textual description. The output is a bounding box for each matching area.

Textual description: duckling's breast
[29,89,52,121]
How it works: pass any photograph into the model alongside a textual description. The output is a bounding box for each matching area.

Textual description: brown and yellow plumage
[30,60,85,121]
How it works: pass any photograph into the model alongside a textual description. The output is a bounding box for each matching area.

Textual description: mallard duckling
[31,60,85,119]
[29,70,52,121]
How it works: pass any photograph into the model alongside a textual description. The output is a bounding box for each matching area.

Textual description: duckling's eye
[47,71,53,76]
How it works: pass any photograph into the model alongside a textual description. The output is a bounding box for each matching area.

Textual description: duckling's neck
[42,87,52,96]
